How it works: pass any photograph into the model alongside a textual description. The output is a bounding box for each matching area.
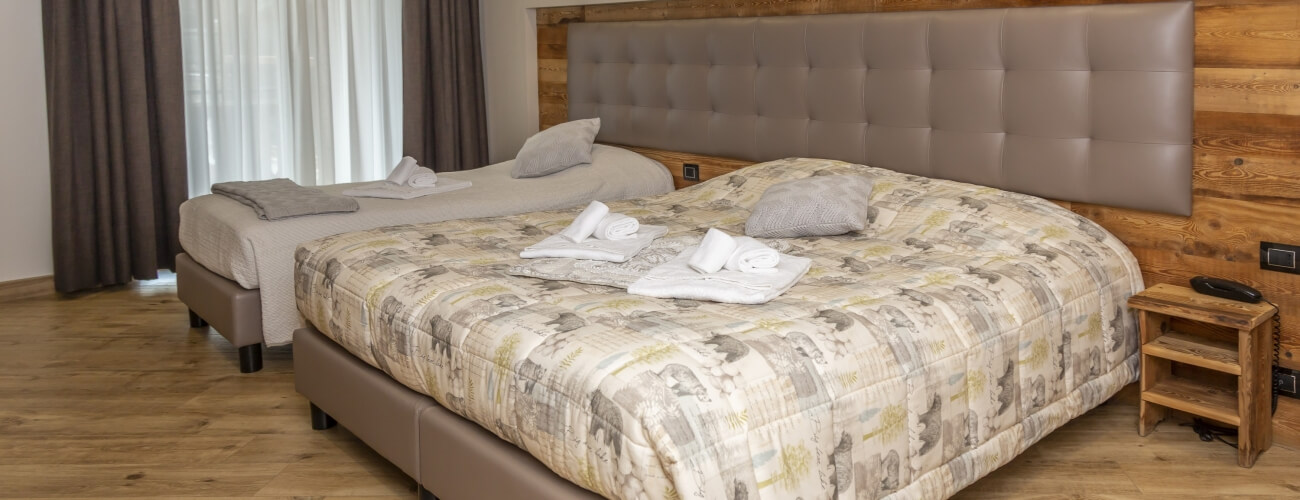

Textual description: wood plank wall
[538,0,1300,444]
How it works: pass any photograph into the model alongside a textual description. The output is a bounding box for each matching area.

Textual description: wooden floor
[2,276,1298,499]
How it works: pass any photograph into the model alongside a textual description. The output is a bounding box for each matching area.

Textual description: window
[179,0,403,195]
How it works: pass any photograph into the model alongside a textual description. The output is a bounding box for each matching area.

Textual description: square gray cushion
[745,175,875,238]
[511,118,601,178]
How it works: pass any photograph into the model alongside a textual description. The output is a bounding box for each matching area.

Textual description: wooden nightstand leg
[1138,311,1170,436]
[1237,322,1273,467]
[1139,399,1167,436]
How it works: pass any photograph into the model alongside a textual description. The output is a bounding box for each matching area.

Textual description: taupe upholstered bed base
[569,2,1193,215]
[176,253,265,373]
[294,327,600,500]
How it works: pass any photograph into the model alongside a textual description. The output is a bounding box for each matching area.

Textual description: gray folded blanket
[211,178,359,221]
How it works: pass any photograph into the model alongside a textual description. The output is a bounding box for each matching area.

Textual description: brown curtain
[403,0,489,172]
[42,0,188,293]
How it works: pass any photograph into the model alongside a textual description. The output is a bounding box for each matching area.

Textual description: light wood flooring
[1,276,1298,499]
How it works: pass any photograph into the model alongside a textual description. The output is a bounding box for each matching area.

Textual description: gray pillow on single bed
[745,175,875,238]
[511,118,601,178]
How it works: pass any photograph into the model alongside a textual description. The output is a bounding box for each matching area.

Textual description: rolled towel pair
[387,156,438,187]
[387,156,419,185]
[688,228,780,274]
[560,201,611,242]
[688,228,738,273]
[559,201,642,242]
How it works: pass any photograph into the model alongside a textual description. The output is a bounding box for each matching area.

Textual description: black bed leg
[419,486,439,500]
[310,403,337,430]
[188,309,208,328]
[238,344,263,373]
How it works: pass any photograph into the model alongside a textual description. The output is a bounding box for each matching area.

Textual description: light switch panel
[1260,241,1300,275]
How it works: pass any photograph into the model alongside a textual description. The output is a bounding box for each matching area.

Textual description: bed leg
[419,486,439,500]
[188,309,208,328]
[310,403,337,430]
[238,344,263,373]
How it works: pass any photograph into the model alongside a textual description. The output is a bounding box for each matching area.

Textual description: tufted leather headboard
[566,2,1193,215]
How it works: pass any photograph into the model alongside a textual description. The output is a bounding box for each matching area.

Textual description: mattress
[295,157,1144,499]
[179,145,673,345]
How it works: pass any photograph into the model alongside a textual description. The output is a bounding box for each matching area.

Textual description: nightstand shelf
[1142,331,1240,375]
[1128,283,1278,468]
[1142,376,1239,426]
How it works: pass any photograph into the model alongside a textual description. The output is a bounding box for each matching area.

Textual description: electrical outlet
[1260,241,1300,275]
[683,163,700,181]
[1276,367,1300,400]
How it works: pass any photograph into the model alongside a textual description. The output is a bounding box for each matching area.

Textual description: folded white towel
[406,166,438,187]
[724,236,780,274]
[687,228,738,274]
[387,156,419,185]
[559,201,610,242]
[593,213,639,240]
[521,225,668,263]
[628,247,811,304]
[342,178,472,199]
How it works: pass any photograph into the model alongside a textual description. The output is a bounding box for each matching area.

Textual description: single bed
[295,157,1145,499]
[177,144,674,372]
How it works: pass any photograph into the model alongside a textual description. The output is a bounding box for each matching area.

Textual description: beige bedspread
[179,145,673,345]
[295,157,1143,499]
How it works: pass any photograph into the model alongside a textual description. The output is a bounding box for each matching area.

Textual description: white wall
[480,0,625,163]
[0,0,53,282]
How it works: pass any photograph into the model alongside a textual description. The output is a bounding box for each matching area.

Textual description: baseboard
[1273,396,1300,451]
[0,275,55,302]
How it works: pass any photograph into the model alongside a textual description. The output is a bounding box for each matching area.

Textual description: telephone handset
[1188,276,1281,416]
[1190,276,1264,303]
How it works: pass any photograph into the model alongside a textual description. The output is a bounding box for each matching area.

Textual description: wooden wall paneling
[1194,2,1300,69]
[537,0,1300,447]
[582,1,671,22]
[535,5,584,25]
[1194,68,1300,116]
[1193,110,1300,206]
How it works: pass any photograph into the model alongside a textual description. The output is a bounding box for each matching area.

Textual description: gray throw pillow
[511,118,601,178]
[745,175,874,238]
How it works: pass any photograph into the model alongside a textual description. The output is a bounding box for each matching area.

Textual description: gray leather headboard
[566,2,1193,215]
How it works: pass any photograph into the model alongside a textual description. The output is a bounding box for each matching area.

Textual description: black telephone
[1190,276,1264,303]
[1188,276,1281,418]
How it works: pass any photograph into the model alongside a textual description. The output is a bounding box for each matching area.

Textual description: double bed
[177,145,674,372]
[288,2,1192,498]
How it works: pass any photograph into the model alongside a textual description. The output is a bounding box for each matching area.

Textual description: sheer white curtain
[179,0,403,196]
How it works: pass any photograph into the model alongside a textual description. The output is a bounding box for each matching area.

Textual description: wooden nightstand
[1128,283,1278,467]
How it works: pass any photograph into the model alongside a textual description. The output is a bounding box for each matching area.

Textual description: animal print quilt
[295,157,1144,499]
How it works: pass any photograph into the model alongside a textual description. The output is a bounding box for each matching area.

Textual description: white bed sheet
[178,145,674,345]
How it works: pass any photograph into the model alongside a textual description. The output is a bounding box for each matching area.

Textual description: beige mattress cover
[295,157,1144,499]
[179,145,673,345]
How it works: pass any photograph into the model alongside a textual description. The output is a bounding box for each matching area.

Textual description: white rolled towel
[593,213,639,240]
[387,156,419,185]
[559,200,610,242]
[724,236,780,274]
[688,228,738,274]
[406,166,438,187]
